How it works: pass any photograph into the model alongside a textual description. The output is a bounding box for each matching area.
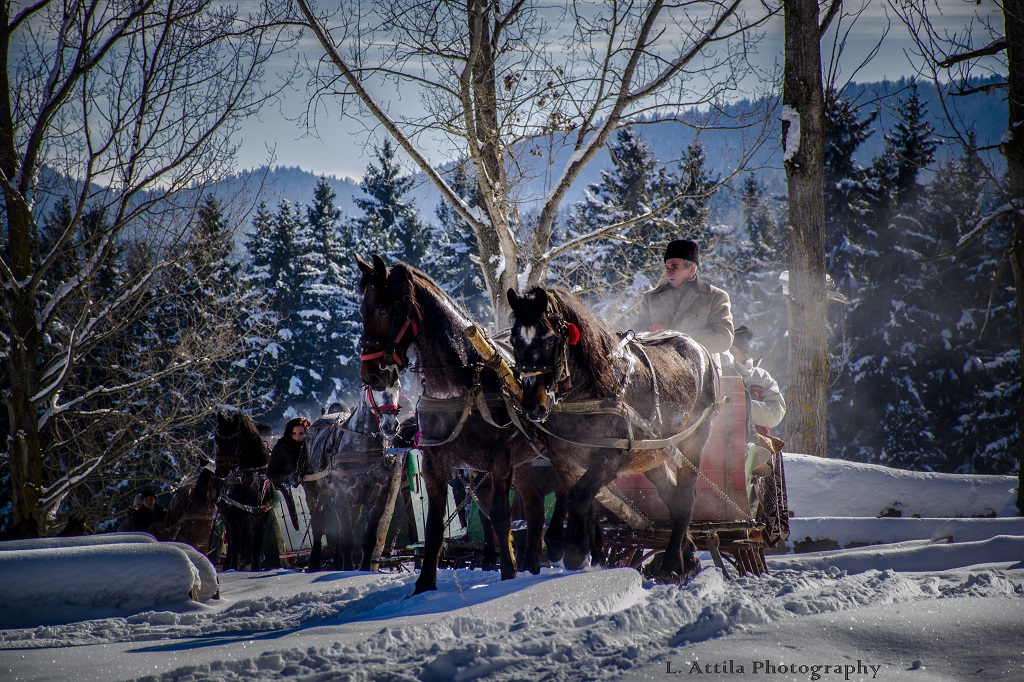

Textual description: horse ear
[356,255,373,277]
[506,288,520,308]
[371,254,388,280]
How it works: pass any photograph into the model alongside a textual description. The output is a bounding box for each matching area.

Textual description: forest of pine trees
[18,84,1014,532]
[222,91,1016,475]
[232,91,1017,476]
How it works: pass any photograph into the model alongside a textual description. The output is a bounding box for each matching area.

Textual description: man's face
[665,258,697,288]
[142,495,156,509]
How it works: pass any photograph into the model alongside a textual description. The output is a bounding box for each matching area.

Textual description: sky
[1,453,1021,681]
[234,1,1007,181]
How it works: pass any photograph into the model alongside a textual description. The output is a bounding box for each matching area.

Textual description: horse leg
[473,477,497,571]
[358,476,392,572]
[488,463,517,581]
[307,499,326,572]
[222,511,238,571]
[511,463,543,575]
[563,450,621,571]
[335,487,356,572]
[545,477,568,564]
[413,460,450,594]
[251,514,267,571]
[656,443,706,583]
[360,456,404,572]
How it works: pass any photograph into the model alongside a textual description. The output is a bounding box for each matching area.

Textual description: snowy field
[1,454,1022,682]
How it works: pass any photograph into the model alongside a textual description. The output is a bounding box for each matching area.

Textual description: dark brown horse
[357,255,548,594]
[214,410,273,571]
[506,285,719,583]
[160,466,221,562]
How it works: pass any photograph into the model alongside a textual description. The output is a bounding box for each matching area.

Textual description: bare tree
[1,0,293,534]
[781,0,841,458]
[889,0,1024,512]
[291,0,772,322]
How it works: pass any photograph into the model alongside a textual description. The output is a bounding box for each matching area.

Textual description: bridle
[364,383,402,430]
[516,293,578,400]
[214,420,242,465]
[359,285,422,371]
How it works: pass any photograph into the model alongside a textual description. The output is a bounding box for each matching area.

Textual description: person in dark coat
[267,417,310,487]
[130,488,166,532]
[636,238,734,358]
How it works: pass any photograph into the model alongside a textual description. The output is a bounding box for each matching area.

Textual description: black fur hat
[664,238,699,264]
[732,325,753,355]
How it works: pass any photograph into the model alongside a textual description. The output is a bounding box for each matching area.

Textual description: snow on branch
[919,200,1022,264]
[938,37,1008,69]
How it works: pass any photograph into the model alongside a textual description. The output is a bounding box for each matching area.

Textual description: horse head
[214,408,268,472]
[357,254,421,391]
[364,377,403,441]
[506,287,577,423]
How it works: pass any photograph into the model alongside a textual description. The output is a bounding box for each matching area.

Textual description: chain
[667,442,753,522]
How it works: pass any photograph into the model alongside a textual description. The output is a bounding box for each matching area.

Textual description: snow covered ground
[1,454,1022,682]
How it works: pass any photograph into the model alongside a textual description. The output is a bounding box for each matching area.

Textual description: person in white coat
[730,325,789,543]
[729,325,786,438]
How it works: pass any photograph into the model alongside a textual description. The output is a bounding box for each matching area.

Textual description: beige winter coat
[731,357,786,431]
[636,276,734,354]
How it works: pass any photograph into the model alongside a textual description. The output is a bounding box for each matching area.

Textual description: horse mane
[389,261,476,366]
[523,285,620,397]
[218,410,269,468]
[237,412,269,466]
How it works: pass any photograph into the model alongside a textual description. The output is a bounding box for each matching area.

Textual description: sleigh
[601,375,790,577]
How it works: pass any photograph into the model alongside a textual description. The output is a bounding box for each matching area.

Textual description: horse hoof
[562,552,590,571]
[680,562,703,584]
[412,581,435,595]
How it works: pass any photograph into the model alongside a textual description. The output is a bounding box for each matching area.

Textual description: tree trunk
[1003,0,1024,514]
[1,185,45,535]
[783,0,829,458]
[465,0,518,324]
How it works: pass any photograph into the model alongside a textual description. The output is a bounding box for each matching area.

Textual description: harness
[416,379,521,447]
[510,300,753,527]
[300,391,399,482]
[219,466,274,514]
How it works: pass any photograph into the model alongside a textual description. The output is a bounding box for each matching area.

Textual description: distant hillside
[182,76,1016,232]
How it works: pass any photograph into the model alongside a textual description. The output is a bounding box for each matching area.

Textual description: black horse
[506,285,720,583]
[159,465,221,562]
[299,383,405,572]
[357,255,549,594]
[214,410,273,571]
